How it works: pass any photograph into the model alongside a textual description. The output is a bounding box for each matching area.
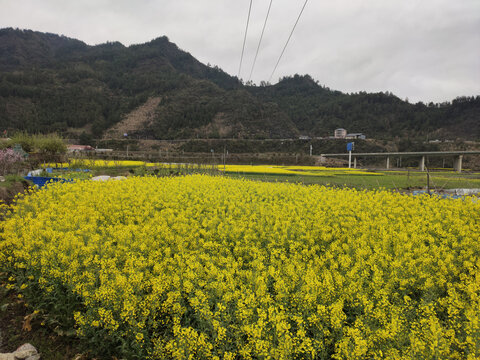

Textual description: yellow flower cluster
[225,165,382,176]
[48,160,380,177]
[49,159,151,168]
[1,175,479,359]
[223,164,316,176]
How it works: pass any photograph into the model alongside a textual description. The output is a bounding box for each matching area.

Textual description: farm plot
[1,175,479,359]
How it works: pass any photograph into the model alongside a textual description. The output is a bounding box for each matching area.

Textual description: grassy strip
[226,171,480,190]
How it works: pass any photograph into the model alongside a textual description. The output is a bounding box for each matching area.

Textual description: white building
[334,128,347,138]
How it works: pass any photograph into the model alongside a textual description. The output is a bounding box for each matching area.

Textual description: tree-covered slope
[0,28,296,138]
[0,28,478,140]
[248,74,480,139]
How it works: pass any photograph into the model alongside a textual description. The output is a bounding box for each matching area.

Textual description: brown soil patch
[0,284,84,359]
[103,97,162,139]
[195,112,233,138]
[0,181,28,205]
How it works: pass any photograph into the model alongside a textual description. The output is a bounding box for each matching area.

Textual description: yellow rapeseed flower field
[48,160,381,177]
[1,175,479,359]
[222,165,381,177]
[49,159,152,168]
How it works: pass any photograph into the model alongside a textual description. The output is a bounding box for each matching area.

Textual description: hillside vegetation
[0,28,478,140]
[248,75,480,139]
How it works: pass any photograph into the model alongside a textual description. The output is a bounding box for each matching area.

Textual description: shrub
[10,132,67,154]
[10,132,35,153]
[0,148,24,175]
[36,133,67,154]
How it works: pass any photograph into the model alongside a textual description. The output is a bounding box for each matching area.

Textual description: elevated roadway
[320,151,480,172]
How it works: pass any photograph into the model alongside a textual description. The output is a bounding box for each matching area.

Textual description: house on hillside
[334,128,347,138]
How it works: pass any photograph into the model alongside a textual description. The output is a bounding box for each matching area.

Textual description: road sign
[347,142,354,168]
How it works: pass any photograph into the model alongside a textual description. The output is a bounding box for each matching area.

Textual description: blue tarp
[24,176,73,188]
[411,190,463,199]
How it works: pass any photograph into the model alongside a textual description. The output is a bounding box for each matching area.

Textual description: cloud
[1,0,479,103]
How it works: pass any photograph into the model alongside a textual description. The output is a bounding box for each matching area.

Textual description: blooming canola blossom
[1,175,479,359]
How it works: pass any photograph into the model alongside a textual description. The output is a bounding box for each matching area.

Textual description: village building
[346,133,366,140]
[334,129,366,139]
[334,128,347,138]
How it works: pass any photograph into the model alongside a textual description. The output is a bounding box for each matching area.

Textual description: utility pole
[426,166,431,195]
[223,146,226,174]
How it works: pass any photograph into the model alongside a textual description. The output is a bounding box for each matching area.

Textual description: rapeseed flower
[0,175,479,359]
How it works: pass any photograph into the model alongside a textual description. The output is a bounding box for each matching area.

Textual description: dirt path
[103,97,162,139]
[0,284,84,359]
[0,181,28,205]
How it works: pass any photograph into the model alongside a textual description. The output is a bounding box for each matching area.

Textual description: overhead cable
[268,0,309,83]
[238,0,253,79]
[248,0,273,82]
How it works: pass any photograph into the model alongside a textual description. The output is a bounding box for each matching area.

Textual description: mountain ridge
[0,28,478,140]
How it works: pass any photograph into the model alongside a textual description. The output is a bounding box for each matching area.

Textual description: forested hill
[0,28,478,140]
[0,28,298,139]
[248,75,480,140]
[0,28,239,88]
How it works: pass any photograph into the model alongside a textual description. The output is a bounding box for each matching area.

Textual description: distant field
[225,170,480,190]
[221,164,382,177]
[46,160,480,190]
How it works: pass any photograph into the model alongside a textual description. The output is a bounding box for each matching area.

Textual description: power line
[248,0,273,82]
[268,0,309,83]
[238,0,253,79]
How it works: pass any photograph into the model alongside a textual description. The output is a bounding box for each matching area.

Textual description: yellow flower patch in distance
[1,175,479,359]
[46,160,382,177]
[281,165,384,176]
[222,164,382,177]
[47,159,149,168]
[222,164,323,176]
[223,164,382,177]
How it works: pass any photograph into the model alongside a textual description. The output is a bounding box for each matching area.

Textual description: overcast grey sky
[1,0,479,103]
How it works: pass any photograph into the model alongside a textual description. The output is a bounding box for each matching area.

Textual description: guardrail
[320,151,480,172]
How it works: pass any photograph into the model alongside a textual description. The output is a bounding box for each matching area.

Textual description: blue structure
[24,176,73,188]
